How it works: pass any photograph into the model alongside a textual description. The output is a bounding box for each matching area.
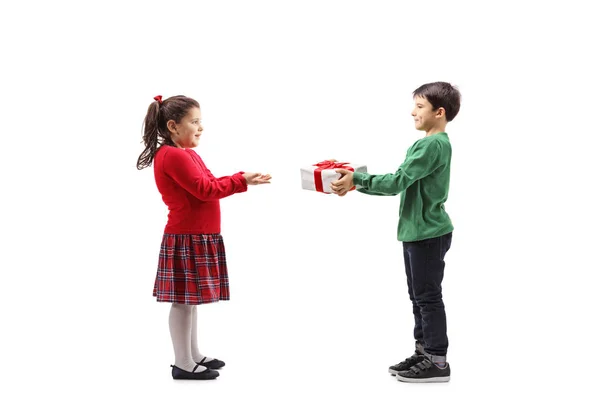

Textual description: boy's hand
[243,172,272,185]
[330,169,354,195]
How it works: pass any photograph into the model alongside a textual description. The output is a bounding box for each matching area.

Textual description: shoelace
[409,358,433,374]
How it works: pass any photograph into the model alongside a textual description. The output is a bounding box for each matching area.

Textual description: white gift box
[301,161,368,194]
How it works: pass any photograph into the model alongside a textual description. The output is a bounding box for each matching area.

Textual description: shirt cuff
[352,171,369,188]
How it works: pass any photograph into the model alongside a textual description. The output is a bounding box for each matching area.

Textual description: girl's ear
[167,120,178,135]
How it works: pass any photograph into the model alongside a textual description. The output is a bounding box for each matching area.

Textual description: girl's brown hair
[136,95,200,170]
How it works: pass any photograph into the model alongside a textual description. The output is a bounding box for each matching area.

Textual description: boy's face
[411,96,443,132]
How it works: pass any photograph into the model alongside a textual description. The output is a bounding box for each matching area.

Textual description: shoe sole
[173,376,218,380]
[171,366,220,380]
[172,372,219,380]
[396,375,450,383]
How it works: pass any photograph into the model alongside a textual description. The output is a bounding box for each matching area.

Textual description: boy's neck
[425,124,447,136]
[425,131,445,137]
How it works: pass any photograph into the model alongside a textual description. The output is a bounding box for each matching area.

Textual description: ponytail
[136,101,162,169]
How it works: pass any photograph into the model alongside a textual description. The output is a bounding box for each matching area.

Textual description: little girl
[137,95,271,380]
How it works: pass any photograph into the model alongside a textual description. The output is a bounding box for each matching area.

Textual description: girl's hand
[243,172,272,185]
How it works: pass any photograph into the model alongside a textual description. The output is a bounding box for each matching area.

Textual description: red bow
[312,160,355,193]
[154,95,163,104]
[313,160,351,169]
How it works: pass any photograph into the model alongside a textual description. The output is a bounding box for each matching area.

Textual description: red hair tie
[154,95,163,104]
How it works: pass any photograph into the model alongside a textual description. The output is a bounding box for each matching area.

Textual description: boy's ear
[435,107,446,119]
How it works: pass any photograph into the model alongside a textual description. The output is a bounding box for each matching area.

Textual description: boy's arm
[352,141,441,196]
[356,187,394,196]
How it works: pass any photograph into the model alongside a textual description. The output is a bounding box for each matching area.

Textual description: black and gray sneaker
[388,352,425,376]
[396,358,450,383]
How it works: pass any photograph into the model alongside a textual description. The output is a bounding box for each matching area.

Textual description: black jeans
[403,232,452,356]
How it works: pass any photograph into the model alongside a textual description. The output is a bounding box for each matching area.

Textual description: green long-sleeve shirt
[353,132,453,242]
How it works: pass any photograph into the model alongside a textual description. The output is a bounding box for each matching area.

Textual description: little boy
[331,82,461,383]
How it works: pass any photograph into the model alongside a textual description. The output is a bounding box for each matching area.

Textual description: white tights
[169,303,214,372]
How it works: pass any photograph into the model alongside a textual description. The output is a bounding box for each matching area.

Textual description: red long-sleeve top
[153,145,248,234]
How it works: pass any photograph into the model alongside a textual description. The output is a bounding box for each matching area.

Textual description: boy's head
[412,82,461,123]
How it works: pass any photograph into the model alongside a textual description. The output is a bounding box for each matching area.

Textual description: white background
[1,0,599,398]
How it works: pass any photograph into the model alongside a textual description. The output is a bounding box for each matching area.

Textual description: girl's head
[137,95,202,170]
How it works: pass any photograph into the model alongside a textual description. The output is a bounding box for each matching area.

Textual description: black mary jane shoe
[171,364,219,380]
[197,357,226,370]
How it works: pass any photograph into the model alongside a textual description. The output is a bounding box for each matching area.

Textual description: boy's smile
[411,96,445,136]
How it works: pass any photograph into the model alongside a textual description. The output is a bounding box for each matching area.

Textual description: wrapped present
[301,160,368,194]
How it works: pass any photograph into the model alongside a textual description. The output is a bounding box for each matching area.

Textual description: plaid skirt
[153,233,230,305]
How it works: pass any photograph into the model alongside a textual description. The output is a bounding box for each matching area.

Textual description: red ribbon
[313,160,355,193]
[154,95,163,104]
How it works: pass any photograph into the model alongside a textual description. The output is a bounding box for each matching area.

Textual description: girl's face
[168,107,203,148]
